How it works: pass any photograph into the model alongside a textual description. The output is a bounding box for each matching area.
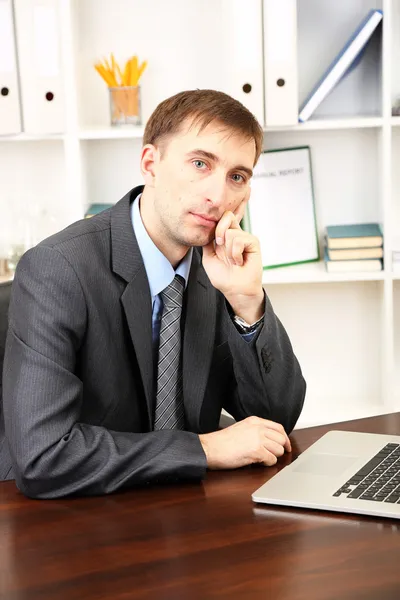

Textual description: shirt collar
[131,193,193,301]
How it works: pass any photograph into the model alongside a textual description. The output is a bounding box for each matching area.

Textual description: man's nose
[205,172,229,207]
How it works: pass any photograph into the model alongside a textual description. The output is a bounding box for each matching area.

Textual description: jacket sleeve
[3,246,206,499]
[222,292,306,434]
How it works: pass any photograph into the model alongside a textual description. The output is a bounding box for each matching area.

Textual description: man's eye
[232,174,244,183]
[193,160,206,169]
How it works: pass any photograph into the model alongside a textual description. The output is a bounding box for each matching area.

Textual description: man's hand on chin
[202,209,264,324]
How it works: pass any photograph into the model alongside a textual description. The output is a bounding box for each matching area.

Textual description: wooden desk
[1,414,400,599]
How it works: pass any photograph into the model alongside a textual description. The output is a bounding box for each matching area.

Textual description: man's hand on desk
[199,416,292,470]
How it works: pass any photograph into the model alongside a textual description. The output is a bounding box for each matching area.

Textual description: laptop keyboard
[333,443,400,503]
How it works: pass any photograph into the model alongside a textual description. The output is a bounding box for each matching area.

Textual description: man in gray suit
[1,89,306,498]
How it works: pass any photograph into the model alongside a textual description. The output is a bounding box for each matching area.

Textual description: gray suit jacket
[0,186,306,498]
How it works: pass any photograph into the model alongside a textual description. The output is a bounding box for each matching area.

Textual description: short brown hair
[143,89,264,165]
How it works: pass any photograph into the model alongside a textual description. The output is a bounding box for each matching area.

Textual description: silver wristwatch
[233,314,265,334]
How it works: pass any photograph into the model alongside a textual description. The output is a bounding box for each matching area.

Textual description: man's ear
[140,144,160,187]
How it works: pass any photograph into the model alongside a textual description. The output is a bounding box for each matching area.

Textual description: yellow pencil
[94,54,147,88]
[123,60,130,86]
[94,64,114,87]
[130,55,138,86]
[137,60,147,82]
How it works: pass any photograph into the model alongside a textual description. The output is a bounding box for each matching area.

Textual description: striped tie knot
[161,274,184,309]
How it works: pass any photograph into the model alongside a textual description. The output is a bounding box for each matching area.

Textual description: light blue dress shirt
[131,194,192,357]
[131,194,259,358]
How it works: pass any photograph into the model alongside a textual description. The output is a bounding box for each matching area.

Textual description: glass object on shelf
[109,86,141,125]
[392,98,400,116]
[0,258,9,277]
[7,244,25,273]
[4,213,32,274]
[2,202,59,275]
[0,234,9,277]
[95,53,147,126]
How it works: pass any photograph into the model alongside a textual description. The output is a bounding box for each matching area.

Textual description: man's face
[149,119,256,248]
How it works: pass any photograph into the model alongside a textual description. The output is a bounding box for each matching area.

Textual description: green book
[326,223,383,249]
[323,248,382,272]
[85,203,114,218]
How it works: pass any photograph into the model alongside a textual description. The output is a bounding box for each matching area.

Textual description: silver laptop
[252,430,400,519]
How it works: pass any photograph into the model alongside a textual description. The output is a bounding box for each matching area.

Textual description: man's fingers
[233,198,247,224]
[263,437,285,458]
[234,187,251,224]
[222,232,253,267]
[223,232,245,267]
[256,418,291,452]
[262,418,290,436]
[224,230,259,264]
[264,428,289,450]
[269,430,291,453]
[224,231,235,265]
[261,450,278,466]
[215,211,241,245]
[232,237,245,266]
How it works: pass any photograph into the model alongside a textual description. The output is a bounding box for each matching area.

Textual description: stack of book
[324,223,383,273]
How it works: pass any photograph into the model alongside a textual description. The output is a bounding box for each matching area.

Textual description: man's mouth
[190,212,218,227]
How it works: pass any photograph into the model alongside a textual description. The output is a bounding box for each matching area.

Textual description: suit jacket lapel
[182,250,216,432]
[110,188,217,432]
[110,186,154,429]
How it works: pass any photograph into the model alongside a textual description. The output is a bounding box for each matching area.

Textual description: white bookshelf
[262,262,387,285]
[1,0,399,430]
[78,127,145,140]
[0,133,65,142]
[266,116,384,132]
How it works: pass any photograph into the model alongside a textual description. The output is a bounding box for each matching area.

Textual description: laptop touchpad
[293,453,359,476]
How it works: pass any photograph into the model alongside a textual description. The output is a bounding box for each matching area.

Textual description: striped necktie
[154,274,185,430]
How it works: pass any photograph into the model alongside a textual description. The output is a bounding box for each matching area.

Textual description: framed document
[244,146,319,269]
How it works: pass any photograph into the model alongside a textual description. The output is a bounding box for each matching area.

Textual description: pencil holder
[109,86,141,125]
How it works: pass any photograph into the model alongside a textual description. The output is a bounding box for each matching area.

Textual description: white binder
[263,0,298,126]
[246,147,319,269]
[0,0,22,135]
[13,0,65,134]
[221,0,264,126]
